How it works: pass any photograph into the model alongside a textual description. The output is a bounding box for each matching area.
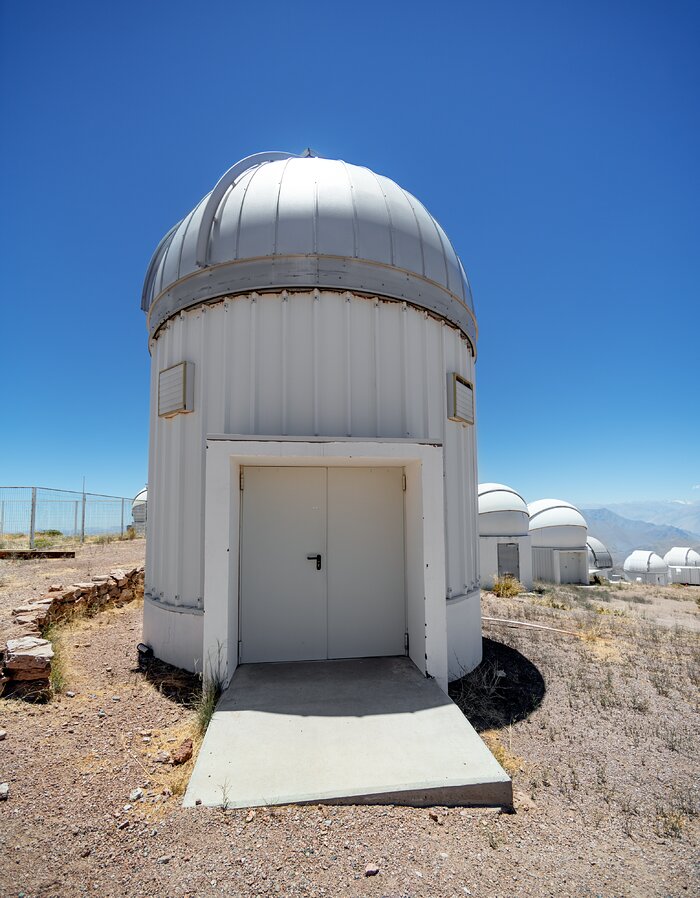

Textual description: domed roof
[587,536,613,569]
[623,550,669,574]
[478,483,528,516]
[528,499,587,531]
[142,152,476,348]
[663,546,700,567]
[132,487,147,510]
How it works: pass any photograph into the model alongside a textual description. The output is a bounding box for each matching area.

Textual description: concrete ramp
[184,657,512,809]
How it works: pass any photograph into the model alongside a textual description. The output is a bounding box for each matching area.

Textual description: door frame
[202,436,448,692]
[238,465,407,664]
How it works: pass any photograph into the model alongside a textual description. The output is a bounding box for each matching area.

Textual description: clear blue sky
[1,0,698,504]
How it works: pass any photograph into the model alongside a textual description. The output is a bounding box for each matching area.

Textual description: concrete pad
[183,657,512,809]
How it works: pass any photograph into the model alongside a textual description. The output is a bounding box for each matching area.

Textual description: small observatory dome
[663,547,700,567]
[587,536,613,572]
[478,483,529,537]
[143,152,476,350]
[477,483,532,590]
[142,150,481,691]
[623,550,670,585]
[528,499,587,548]
[528,499,588,584]
[132,487,147,534]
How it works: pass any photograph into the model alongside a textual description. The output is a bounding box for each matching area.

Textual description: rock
[48,583,63,592]
[4,637,54,675]
[91,575,111,583]
[429,809,445,825]
[364,864,380,877]
[129,788,144,801]
[172,738,193,765]
[153,750,171,764]
[111,696,121,702]
[66,691,76,698]
[12,605,44,617]
[245,810,256,823]
[110,570,128,586]
[97,709,107,719]
[116,819,129,830]
[157,855,172,864]
[72,582,94,590]
[120,589,134,601]
[0,783,9,801]
[0,730,6,740]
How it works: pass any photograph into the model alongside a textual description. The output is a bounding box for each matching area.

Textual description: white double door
[239,466,406,663]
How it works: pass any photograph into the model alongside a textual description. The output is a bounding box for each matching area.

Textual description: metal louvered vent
[447,373,474,425]
[158,362,194,418]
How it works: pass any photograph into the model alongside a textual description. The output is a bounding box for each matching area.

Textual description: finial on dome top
[302,147,319,157]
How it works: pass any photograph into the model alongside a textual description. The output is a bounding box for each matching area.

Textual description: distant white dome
[142,152,476,348]
[478,483,529,537]
[624,550,668,575]
[528,498,587,549]
[587,536,613,570]
[663,546,700,567]
[132,487,148,511]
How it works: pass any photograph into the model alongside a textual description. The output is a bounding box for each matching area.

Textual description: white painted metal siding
[532,548,556,583]
[145,291,477,610]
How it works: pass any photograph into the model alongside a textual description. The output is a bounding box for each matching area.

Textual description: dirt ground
[1,552,698,898]
[0,539,146,641]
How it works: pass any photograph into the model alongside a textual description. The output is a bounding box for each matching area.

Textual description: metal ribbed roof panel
[142,153,477,348]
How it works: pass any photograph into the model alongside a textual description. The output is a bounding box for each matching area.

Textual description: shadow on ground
[449,638,546,732]
[134,654,202,706]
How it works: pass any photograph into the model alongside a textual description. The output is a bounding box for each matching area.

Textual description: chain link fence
[0,487,137,550]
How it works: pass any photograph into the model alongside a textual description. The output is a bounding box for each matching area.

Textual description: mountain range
[581,506,700,568]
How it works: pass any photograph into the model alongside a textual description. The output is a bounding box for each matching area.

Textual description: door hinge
[239,470,244,491]
[404,632,409,653]
[402,473,407,491]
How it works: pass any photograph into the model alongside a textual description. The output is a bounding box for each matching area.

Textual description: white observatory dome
[587,536,613,570]
[142,152,476,351]
[132,487,147,512]
[663,547,700,567]
[624,550,668,575]
[528,498,587,548]
[142,149,482,691]
[478,483,529,537]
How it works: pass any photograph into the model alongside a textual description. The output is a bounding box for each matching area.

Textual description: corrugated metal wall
[146,291,477,609]
[532,547,556,583]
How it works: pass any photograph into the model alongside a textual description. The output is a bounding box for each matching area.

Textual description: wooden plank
[0,550,76,560]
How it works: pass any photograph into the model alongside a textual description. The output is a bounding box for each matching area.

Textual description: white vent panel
[158,362,194,417]
[447,373,474,424]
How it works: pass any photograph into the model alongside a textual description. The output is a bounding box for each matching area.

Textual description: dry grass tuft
[482,729,524,777]
[492,575,524,598]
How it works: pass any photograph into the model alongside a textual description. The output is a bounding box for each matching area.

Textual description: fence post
[81,490,86,543]
[74,500,79,538]
[120,498,125,537]
[29,487,37,549]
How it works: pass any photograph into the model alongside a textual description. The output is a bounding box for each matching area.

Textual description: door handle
[307,554,322,571]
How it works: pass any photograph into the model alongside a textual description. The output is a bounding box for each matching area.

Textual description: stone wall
[0,566,144,699]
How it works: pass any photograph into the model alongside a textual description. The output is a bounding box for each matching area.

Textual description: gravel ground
[0,560,698,898]
[0,539,146,640]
